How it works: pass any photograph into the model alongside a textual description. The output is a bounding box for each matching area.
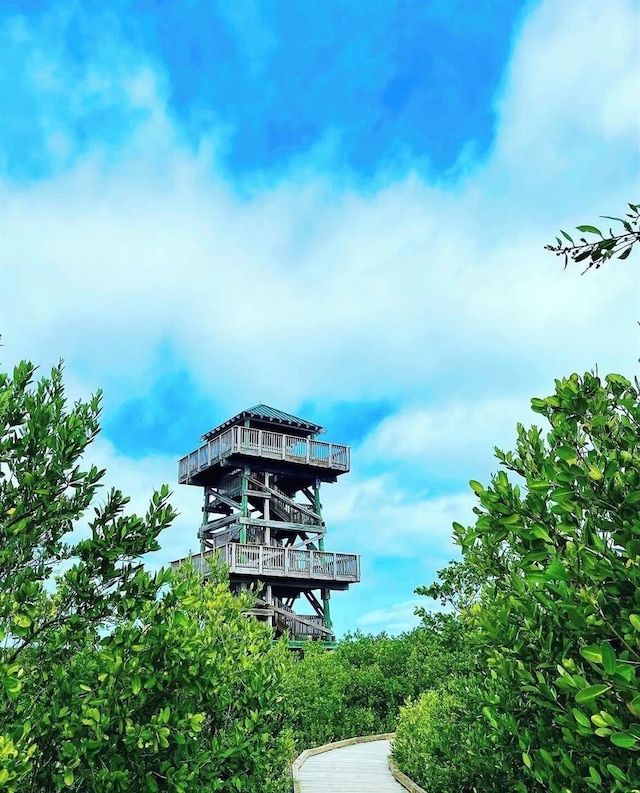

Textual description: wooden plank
[296,739,404,792]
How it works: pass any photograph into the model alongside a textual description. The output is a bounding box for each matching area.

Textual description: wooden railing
[172,543,360,583]
[247,475,322,527]
[178,426,350,483]
[272,600,329,637]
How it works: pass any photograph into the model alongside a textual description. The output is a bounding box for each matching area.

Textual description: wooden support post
[322,588,332,630]
[314,478,332,632]
[264,473,271,545]
[240,466,248,544]
[266,584,273,627]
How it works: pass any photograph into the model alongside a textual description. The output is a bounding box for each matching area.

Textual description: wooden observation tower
[172,405,360,646]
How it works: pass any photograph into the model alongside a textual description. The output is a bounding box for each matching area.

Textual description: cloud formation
[1,0,638,634]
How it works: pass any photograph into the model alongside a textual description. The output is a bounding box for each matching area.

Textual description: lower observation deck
[172,543,360,585]
[178,425,350,484]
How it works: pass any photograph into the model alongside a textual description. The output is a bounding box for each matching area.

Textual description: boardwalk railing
[178,426,350,483]
[172,543,360,583]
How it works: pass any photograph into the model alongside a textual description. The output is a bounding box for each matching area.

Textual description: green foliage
[450,372,640,792]
[285,621,472,749]
[393,677,513,793]
[0,359,293,792]
[545,202,639,272]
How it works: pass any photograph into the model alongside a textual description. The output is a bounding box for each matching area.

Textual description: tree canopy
[0,359,293,793]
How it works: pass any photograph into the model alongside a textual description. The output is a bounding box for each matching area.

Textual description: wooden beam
[303,590,325,618]
[246,475,322,521]
[206,490,242,513]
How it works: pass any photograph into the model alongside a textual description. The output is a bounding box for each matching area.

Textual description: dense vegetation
[0,360,293,793]
[392,373,640,792]
[285,617,471,749]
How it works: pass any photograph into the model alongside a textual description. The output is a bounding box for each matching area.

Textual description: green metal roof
[202,404,324,440]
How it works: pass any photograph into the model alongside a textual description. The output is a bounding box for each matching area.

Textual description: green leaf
[587,766,602,784]
[556,446,578,463]
[546,559,568,580]
[610,732,637,749]
[600,642,616,675]
[64,770,74,786]
[606,764,627,783]
[629,614,640,632]
[528,480,552,493]
[531,526,553,543]
[576,225,603,236]
[561,230,574,244]
[469,480,484,494]
[530,397,547,414]
[522,752,532,769]
[575,684,611,704]
[579,646,602,664]
[587,465,603,481]
[571,708,591,728]
[131,676,142,695]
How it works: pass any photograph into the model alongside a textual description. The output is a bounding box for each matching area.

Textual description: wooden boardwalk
[295,739,405,792]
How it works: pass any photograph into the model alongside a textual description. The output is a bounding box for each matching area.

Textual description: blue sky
[2,0,528,182]
[1,0,638,635]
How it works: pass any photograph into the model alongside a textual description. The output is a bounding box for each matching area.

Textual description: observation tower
[172,405,360,646]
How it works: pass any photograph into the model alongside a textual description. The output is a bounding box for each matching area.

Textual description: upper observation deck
[178,404,350,485]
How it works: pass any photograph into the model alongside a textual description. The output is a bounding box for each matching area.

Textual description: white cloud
[357,599,424,634]
[1,0,639,633]
[325,474,474,560]
[359,395,530,480]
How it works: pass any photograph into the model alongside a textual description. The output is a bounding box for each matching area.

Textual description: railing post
[259,545,263,574]
[329,443,333,466]
[284,547,289,576]
[258,430,263,456]
[333,552,337,579]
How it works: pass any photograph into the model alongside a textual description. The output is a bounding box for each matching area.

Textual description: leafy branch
[545,202,639,273]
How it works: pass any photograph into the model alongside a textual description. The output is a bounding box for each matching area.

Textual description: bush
[393,677,513,793]
[284,621,472,750]
[0,358,293,792]
[415,372,640,792]
[460,373,640,792]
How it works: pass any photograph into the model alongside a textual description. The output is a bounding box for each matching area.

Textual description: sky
[1,0,639,635]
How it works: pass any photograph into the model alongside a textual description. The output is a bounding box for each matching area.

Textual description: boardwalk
[295,739,405,792]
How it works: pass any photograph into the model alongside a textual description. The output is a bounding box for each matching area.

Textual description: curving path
[295,738,405,792]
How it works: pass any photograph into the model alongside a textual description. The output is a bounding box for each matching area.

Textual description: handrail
[246,475,322,526]
[172,543,360,583]
[178,427,350,482]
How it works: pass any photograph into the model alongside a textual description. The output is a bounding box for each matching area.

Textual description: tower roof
[201,404,324,441]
